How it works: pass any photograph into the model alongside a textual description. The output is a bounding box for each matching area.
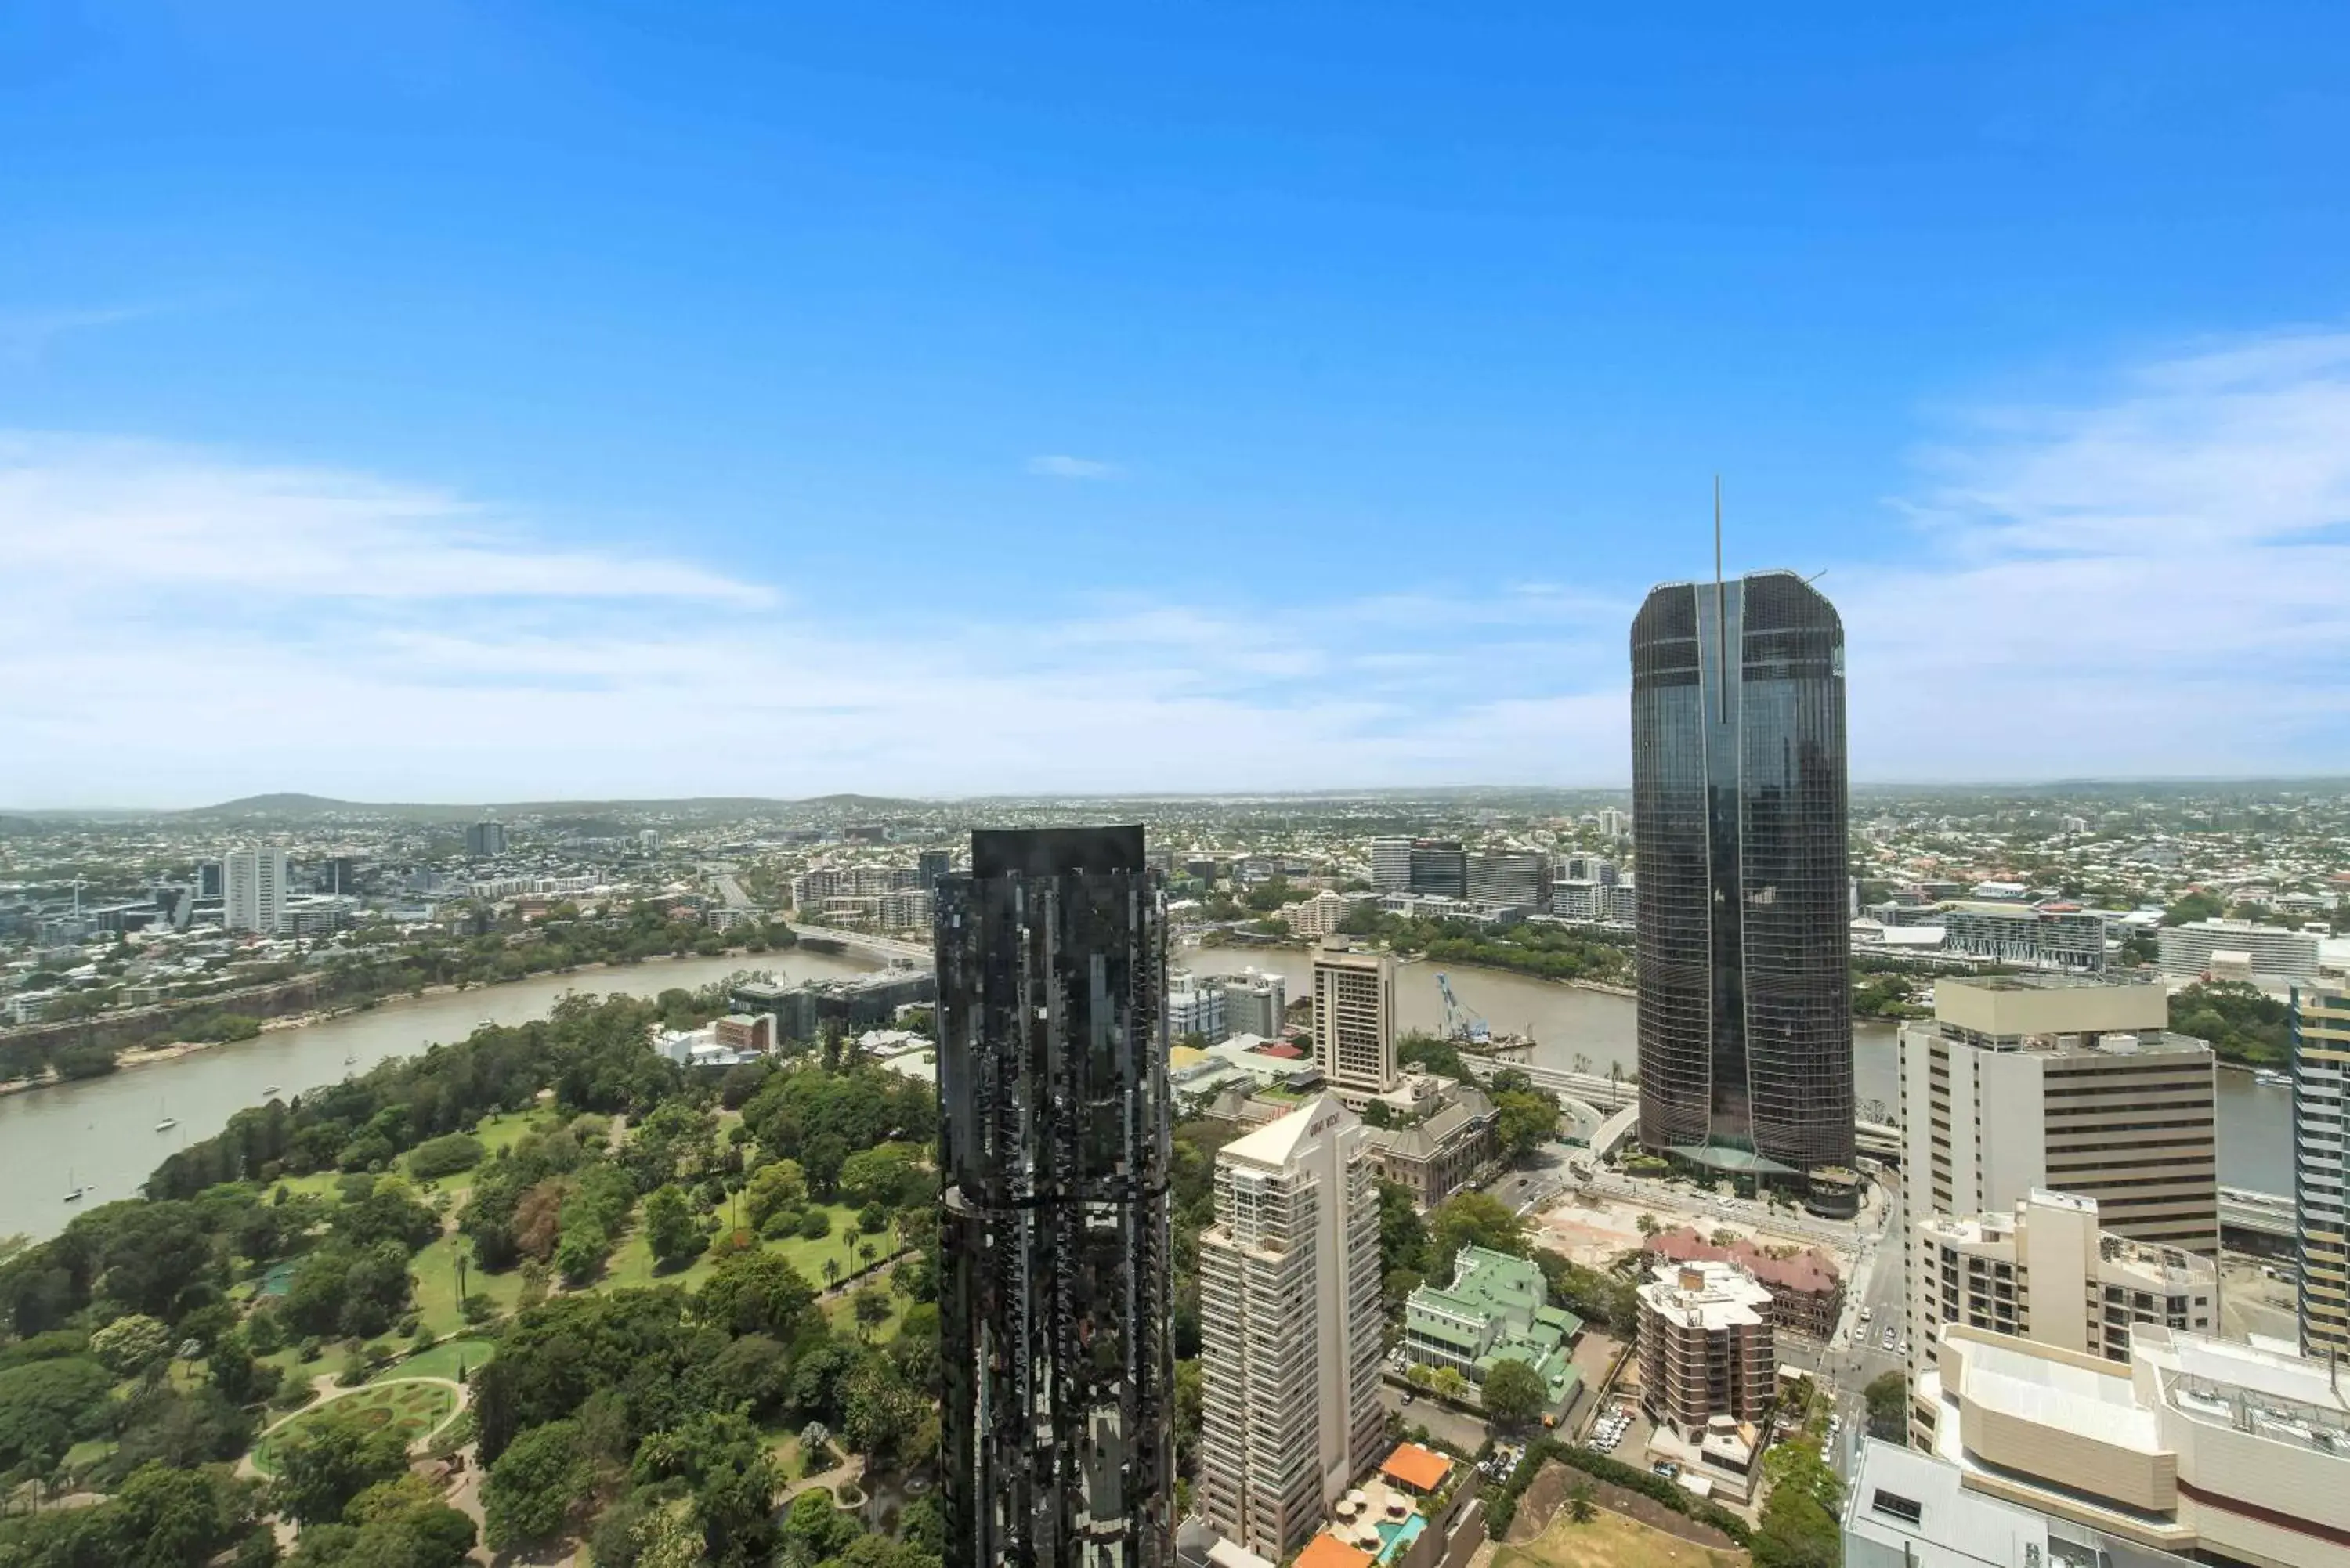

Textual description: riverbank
[0,945,830,1101]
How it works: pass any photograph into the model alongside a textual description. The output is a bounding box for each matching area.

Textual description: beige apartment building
[2296,981,2350,1358]
[1914,1322,2350,1568]
[1311,935,1397,1101]
[1900,975,2218,1255]
[1196,1093,1387,1563]
[1909,1188,2215,1404]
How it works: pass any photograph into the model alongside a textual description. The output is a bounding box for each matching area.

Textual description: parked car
[1400,1392,1414,1405]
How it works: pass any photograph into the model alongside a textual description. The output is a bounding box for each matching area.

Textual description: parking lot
[1379,1378,1488,1456]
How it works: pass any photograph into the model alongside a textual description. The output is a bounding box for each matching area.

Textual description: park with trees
[0,983,949,1567]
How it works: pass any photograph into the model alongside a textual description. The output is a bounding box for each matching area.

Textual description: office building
[2157,919,2322,984]
[1408,841,1467,899]
[1599,807,1629,840]
[1844,1438,2198,1568]
[1940,901,2108,973]
[1169,969,1229,1046]
[1403,1244,1580,1407]
[1369,837,1414,894]
[1311,936,1396,1100]
[2295,981,2350,1357]
[1220,970,1287,1041]
[1635,1259,1775,1436]
[1908,1190,2215,1393]
[197,861,223,899]
[1630,568,1853,1183]
[464,820,508,858]
[1900,976,2218,1255]
[1465,851,1550,912]
[1196,1096,1386,1563]
[222,847,288,934]
[935,827,1174,1566]
[916,848,952,885]
[1914,1322,2350,1568]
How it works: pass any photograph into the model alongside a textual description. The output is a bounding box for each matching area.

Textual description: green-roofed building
[1403,1244,1582,1407]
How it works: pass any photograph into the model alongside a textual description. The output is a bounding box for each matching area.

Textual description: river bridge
[783,923,934,966]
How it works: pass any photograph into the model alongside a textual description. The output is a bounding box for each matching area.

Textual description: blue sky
[5,3,2350,804]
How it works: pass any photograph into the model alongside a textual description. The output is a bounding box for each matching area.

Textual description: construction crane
[1434,973,1491,1046]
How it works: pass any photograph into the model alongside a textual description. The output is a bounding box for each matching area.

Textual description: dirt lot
[1506,1461,1741,1554]
[1531,1191,1832,1270]
[1494,1501,1744,1568]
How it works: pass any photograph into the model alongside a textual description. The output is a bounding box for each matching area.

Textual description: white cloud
[5,325,2345,804]
[1024,453,1122,480]
[1838,327,2350,778]
[0,432,1621,804]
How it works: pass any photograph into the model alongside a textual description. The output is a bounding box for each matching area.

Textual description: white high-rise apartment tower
[223,847,288,934]
[1196,1093,1386,1563]
[1311,935,1395,1100]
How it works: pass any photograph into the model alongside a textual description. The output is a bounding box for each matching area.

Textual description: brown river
[0,942,2288,1243]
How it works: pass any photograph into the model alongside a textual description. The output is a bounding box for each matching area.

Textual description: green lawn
[594,1202,898,1297]
[374,1335,496,1385]
[251,1380,461,1477]
[826,1273,909,1343]
[410,1229,526,1339]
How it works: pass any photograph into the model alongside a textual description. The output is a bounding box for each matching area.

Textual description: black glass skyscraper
[1630,569,1853,1182]
[935,826,1175,1567]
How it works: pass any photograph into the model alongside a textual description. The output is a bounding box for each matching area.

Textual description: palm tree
[857,1241,877,1270]
[823,1258,841,1288]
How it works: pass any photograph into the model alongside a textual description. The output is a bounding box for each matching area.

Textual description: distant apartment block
[1287,889,1356,939]
[2295,981,2350,1358]
[1369,836,1415,893]
[1311,936,1396,1100]
[1219,969,1287,1040]
[1169,969,1229,1045]
[1901,975,2218,1255]
[464,820,508,858]
[1940,900,2108,972]
[1908,1189,2215,1406]
[2157,918,2322,984]
[1197,1095,1386,1563]
[222,847,288,934]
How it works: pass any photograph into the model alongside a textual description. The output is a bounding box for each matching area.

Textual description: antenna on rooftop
[1714,475,1730,724]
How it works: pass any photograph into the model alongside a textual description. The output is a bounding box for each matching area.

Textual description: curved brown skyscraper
[935,826,1175,1566]
[1630,569,1853,1183]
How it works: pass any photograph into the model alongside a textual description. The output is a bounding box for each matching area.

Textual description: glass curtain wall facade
[935,826,1177,1567]
[1631,569,1853,1181]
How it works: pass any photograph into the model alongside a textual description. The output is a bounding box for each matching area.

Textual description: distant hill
[182,793,370,818]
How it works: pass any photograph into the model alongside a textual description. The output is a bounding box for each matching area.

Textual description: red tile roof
[1296,1534,1376,1568]
[1381,1441,1452,1492]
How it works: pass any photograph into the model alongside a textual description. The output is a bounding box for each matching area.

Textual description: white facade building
[1287,889,1355,939]
[222,847,288,934]
[1197,1094,1386,1563]
[1169,969,1229,1045]
[2157,919,2321,984]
